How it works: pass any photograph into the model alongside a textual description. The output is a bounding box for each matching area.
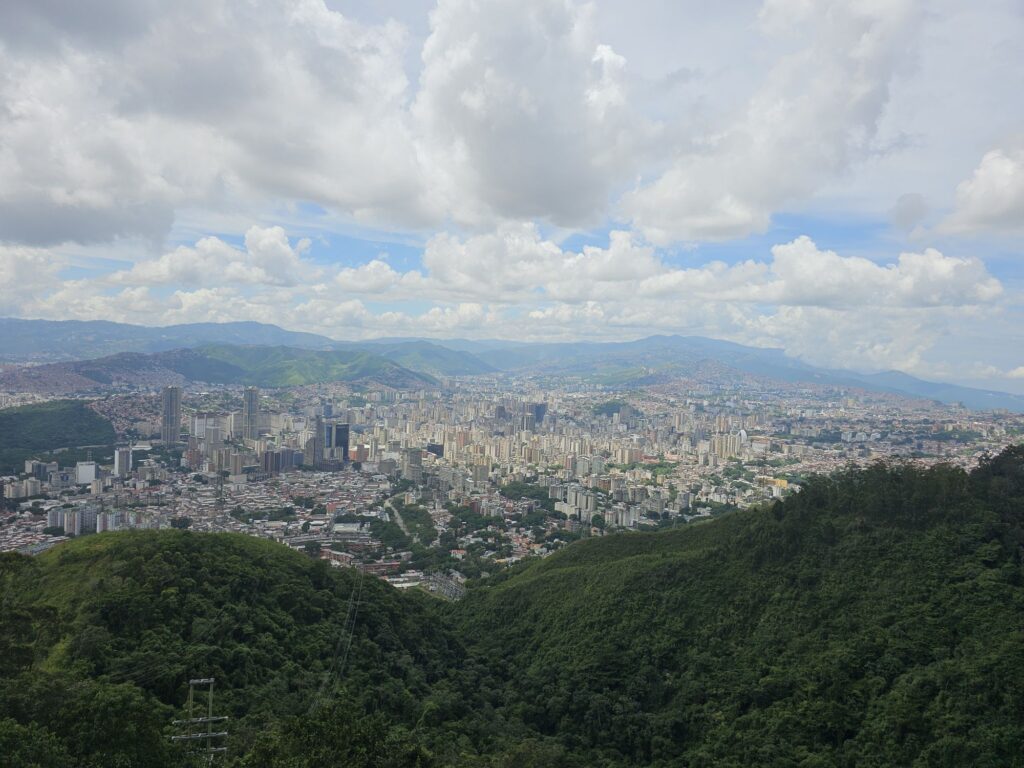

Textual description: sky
[0,0,1023,391]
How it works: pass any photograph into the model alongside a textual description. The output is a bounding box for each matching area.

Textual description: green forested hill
[451,451,1024,766]
[0,531,460,767]
[0,345,439,395]
[155,345,439,388]
[0,400,115,473]
[2,448,1024,766]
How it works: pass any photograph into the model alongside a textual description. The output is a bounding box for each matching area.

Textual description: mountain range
[0,318,335,361]
[1,318,1022,411]
[0,345,438,393]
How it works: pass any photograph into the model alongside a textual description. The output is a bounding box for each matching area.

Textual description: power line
[308,566,365,714]
[171,678,229,764]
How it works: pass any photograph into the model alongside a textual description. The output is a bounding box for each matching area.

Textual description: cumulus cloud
[0,0,1019,249]
[0,245,65,315]
[6,219,1015,380]
[335,260,403,294]
[624,0,924,243]
[109,226,314,287]
[943,144,1024,233]
[750,237,1002,309]
[0,0,433,246]
[0,0,646,244]
[1,1,1023,387]
[332,227,1001,312]
[413,0,647,227]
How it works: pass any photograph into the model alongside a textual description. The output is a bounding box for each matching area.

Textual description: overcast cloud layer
[0,0,1022,391]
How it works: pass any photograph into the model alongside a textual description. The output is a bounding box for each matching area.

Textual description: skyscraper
[243,386,260,441]
[325,421,350,461]
[161,386,182,444]
[114,446,133,477]
[305,415,325,468]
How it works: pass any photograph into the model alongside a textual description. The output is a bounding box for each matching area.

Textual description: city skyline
[0,1,1021,389]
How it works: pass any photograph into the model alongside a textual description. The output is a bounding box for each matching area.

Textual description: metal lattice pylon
[171,677,229,764]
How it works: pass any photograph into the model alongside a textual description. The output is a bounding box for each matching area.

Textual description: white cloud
[412,0,648,227]
[624,0,924,243]
[943,144,1024,233]
[334,227,1001,312]
[0,245,64,315]
[6,220,1017,384]
[109,226,314,287]
[0,0,433,246]
[335,260,403,294]
[753,236,1002,309]
[0,0,1019,250]
[0,1,1022,388]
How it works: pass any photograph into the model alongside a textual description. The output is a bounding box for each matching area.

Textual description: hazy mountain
[0,318,337,362]
[360,337,532,354]
[3,320,1021,410]
[335,340,496,376]
[0,345,437,393]
[466,334,1024,412]
[0,319,497,378]
[3,449,1024,765]
[832,369,1024,412]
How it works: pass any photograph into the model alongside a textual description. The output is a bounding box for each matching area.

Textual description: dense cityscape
[4,369,1021,597]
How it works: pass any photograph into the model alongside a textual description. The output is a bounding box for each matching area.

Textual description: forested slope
[2,448,1024,766]
[450,448,1024,766]
[0,532,460,767]
[0,400,115,473]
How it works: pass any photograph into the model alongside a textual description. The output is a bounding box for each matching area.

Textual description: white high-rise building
[114,446,133,477]
[76,461,97,485]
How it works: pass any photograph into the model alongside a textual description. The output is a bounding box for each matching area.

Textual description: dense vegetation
[3,447,1024,766]
[454,449,1024,765]
[0,532,459,767]
[368,341,496,377]
[158,346,439,389]
[0,345,439,395]
[499,480,557,513]
[0,400,115,473]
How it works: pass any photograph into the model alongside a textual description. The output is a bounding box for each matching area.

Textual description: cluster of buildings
[2,374,1022,589]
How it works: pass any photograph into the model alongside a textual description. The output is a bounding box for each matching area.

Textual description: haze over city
[0,0,1022,391]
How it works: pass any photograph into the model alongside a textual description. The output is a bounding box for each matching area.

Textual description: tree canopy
[3,446,1024,766]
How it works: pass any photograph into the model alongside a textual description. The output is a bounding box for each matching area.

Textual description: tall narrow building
[243,386,260,441]
[305,415,325,468]
[325,421,350,462]
[113,446,133,477]
[161,386,182,444]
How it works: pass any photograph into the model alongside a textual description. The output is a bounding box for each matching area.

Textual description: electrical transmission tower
[171,678,228,764]
[215,471,226,514]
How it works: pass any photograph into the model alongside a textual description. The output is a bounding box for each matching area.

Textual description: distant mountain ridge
[2,319,1021,411]
[0,345,437,393]
[334,340,497,376]
[463,334,1024,412]
[0,319,495,377]
[0,318,337,361]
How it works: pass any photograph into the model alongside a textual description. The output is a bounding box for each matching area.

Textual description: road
[384,495,413,541]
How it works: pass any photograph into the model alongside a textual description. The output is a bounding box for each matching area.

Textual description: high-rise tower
[114,446,133,477]
[243,386,260,441]
[161,386,182,444]
[325,421,349,461]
